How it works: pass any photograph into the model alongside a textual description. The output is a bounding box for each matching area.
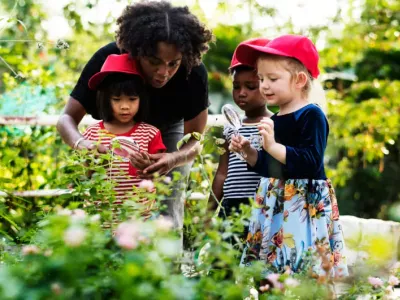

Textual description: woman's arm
[57,97,108,152]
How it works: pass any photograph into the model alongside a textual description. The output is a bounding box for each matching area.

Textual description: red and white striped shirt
[82,121,166,221]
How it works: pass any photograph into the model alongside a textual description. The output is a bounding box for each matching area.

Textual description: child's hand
[129,151,153,170]
[258,117,276,151]
[229,135,251,154]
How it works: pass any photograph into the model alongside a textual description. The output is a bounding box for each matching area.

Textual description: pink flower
[115,221,141,250]
[22,245,40,255]
[266,273,283,290]
[368,276,384,288]
[116,234,138,250]
[64,227,87,247]
[139,180,155,192]
[115,221,140,238]
[388,275,399,286]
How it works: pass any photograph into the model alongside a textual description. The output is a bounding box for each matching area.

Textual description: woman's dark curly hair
[116,0,213,74]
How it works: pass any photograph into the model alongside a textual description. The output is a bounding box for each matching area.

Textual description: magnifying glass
[222,104,246,160]
[111,136,140,157]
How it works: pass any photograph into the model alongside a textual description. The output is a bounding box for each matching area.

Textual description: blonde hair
[257,54,327,114]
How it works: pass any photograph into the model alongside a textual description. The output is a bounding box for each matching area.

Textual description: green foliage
[321,0,400,218]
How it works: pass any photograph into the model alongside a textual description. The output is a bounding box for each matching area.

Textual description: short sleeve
[70,43,120,119]
[183,63,210,121]
[148,130,167,154]
[82,127,92,140]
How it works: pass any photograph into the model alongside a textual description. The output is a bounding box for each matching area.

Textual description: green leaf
[283,233,295,248]
[176,133,192,150]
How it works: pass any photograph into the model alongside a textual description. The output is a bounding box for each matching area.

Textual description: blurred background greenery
[0,0,399,229]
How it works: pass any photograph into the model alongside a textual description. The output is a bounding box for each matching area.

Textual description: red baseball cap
[230,38,270,69]
[235,34,320,78]
[88,54,144,90]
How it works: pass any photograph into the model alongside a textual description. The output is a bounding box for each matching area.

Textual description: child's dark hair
[96,73,148,122]
[229,65,256,76]
[116,1,213,74]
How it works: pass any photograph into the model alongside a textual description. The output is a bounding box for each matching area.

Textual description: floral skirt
[240,178,348,278]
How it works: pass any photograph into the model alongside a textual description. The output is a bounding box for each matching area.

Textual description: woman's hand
[138,153,178,178]
[129,151,153,170]
[77,139,109,153]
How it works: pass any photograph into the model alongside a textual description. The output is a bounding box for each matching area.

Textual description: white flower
[368,276,384,288]
[139,180,154,192]
[284,278,300,288]
[259,284,270,292]
[192,216,200,224]
[201,180,209,189]
[57,208,72,216]
[190,192,206,200]
[90,214,101,222]
[22,245,40,255]
[388,275,399,286]
[384,285,394,295]
[356,295,372,300]
[156,238,181,257]
[163,176,172,184]
[71,209,86,221]
[215,138,225,145]
[154,217,174,232]
[51,282,62,295]
[64,227,87,247]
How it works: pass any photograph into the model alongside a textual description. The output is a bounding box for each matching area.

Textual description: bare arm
[57,97,86,147]
[57,97,107,152]
[207,142,229,212]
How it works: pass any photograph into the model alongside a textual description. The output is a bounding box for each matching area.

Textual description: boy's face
[232,69,266,111]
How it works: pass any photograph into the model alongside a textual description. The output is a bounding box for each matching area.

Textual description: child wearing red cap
[81,54,166,226]
[230,35,348,277]
[208,38,273,239]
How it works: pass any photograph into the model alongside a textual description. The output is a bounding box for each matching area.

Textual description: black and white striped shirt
[223,123,263,199]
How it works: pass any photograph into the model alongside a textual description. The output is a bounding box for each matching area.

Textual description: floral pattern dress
[240,177,348,277]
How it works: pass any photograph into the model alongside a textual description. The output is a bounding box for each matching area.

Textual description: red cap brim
[235,44,294,67]
[88,70,143,90]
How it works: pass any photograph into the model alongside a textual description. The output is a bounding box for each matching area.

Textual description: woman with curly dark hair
[57,1,213,229]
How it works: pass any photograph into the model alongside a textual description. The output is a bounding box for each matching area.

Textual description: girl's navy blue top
[249,104,328,180]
